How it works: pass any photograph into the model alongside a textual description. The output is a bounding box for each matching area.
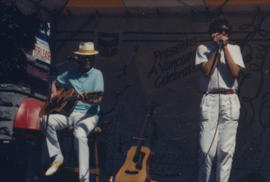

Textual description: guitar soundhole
[125,170,139,175]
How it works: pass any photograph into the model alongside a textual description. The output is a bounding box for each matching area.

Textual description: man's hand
[78,91,103,105]
[50,80,58,101]
[78,91,87,102]
[211,33,220,45]
[211,33,229,47]
[218,34,229,47]
[50,92,57,100]
[212,32,240,77]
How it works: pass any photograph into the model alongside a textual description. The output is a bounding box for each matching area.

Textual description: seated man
[40,41,104,182]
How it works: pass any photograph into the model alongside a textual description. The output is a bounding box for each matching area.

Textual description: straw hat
[74,42,99,56]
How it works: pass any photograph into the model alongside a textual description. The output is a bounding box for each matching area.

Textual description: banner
[27,23,51,64]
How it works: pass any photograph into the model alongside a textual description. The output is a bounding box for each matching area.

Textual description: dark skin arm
[50,80,66,100]
[50,80,58,100]
[78,91,103,105]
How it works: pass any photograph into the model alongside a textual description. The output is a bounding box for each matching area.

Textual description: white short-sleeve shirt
[195,43,245,92]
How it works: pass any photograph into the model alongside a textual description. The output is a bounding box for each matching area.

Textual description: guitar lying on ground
[39,88,103,117]
[114,105,157,182]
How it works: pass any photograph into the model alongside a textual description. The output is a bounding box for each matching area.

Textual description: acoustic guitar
[114,105,157,182]
[39,88,103,117]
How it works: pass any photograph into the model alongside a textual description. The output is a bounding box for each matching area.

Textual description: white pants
[40,112,98,181]
[198,93,240,182]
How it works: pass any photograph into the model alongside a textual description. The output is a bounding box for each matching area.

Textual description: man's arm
[50,80,65,100]
[200,48,219,78]
[50,80,58,100]
[78,92,103,105]
[79,92,103,105]
[220,35,241,78]
[78,71,104,105]
[223,45,241,77]
[85,94,103,105]
[199,33,220,78]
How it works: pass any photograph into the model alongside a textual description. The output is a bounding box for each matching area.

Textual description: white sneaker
[45,160,64,176]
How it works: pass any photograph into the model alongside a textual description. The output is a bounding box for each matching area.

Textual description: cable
[187,43,222,182]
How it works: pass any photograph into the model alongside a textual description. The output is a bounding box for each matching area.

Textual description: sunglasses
[217,27,231,34]
[77,56,95,62]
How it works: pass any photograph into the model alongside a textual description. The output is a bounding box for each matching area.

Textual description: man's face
[211,24,230,43]
[217,25,230,37]
[77,56,95,73]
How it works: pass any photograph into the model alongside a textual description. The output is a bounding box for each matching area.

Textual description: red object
[205,90,236,95]
[14,98,44,131]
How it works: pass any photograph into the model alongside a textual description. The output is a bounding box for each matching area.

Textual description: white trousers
[40,112,97,181]
[198,93,240,182]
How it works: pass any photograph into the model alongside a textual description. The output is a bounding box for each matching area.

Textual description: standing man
[40,42,104,182]
[195,19,245,182]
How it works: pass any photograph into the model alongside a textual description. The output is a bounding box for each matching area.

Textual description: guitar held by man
[39,88,103,117]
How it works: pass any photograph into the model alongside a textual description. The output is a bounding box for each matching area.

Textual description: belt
[205,89,236,95]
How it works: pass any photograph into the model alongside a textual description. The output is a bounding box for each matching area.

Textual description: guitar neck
[85,91,103,100]
[65,91,103,102]
[64,95,78,102]
[134,104,157,155]
[134,112,153,157]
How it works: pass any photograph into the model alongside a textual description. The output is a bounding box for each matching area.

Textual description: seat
[13,97,44,142]
[13,98,44,182]
[14,97,43,131]
[60,126,102,182]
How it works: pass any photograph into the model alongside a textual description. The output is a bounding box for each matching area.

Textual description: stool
[60,126,102,182]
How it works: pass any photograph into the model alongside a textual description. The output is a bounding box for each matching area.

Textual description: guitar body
[39,88,77,117]
[114,146,153,182]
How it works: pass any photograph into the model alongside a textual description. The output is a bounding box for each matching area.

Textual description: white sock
[54,154,64,162]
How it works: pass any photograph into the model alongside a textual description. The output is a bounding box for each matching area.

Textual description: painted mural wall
[54,12,270,181]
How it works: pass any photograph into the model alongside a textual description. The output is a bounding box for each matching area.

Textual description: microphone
[219,40,223,50]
